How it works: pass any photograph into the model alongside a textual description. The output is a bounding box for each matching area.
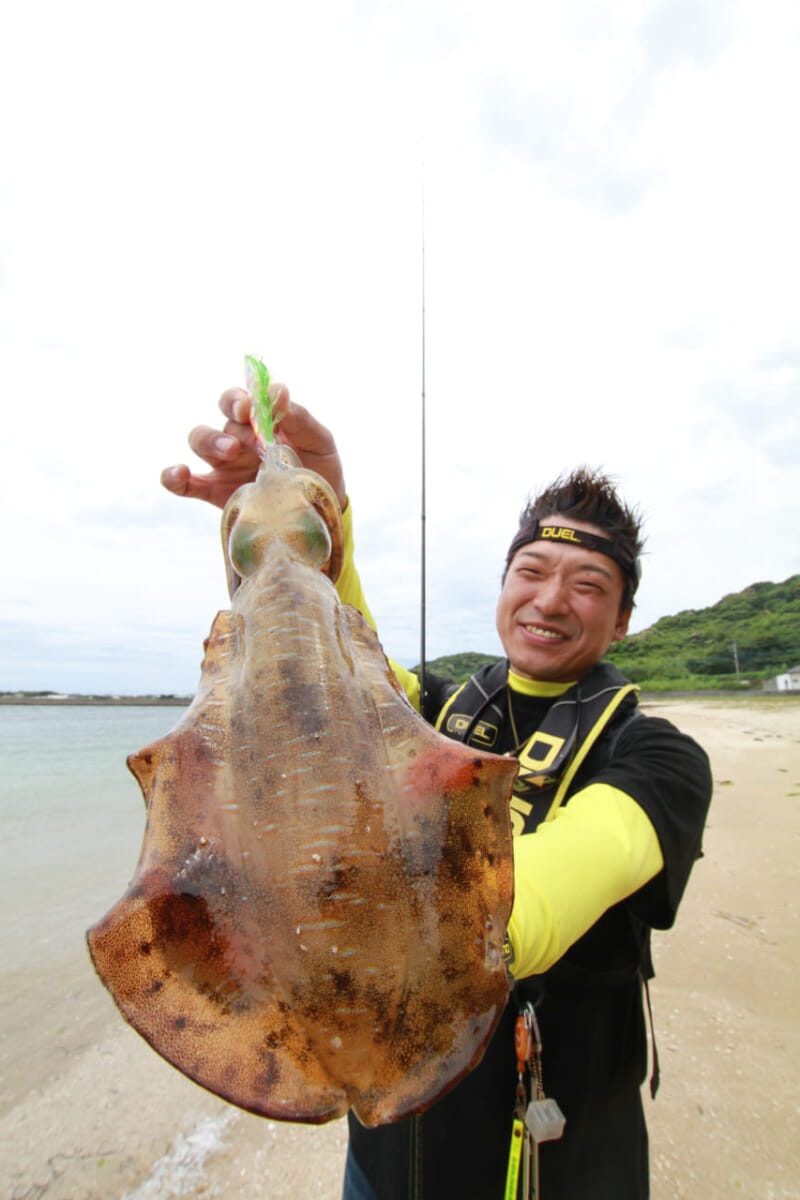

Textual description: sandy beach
[2,697,798,1199]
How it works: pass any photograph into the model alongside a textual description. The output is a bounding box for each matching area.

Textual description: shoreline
[0,695,193,706]
[3,690,798,708]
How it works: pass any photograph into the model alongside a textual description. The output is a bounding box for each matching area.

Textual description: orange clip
[514,1012,532,1074]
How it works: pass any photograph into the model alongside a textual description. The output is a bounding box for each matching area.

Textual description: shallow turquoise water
[0,705,184,970]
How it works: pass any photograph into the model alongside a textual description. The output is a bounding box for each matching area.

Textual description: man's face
[495,516,631,683]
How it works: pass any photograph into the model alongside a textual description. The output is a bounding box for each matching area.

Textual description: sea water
[0,704,184,972]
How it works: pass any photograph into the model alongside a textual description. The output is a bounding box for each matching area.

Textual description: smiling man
[497,502,634,685]
[339,467,710,1200]
[163,392,713,1200]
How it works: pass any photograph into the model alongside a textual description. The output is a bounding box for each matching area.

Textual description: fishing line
[419,167,427,711]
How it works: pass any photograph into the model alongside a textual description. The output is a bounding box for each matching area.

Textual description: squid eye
[229,523,260,577]
[296,510,332,570]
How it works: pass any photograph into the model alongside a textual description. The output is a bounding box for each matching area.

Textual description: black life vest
[435,660,639,833]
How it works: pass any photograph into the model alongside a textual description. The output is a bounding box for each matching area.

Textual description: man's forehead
[512,515,629,579]
[537,515,605,540]
[513,541,617,580]
[504,508,641,602]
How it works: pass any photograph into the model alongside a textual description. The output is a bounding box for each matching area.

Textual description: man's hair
[503,467,645,610]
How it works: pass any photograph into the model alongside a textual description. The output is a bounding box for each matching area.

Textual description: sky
[1,0,798,695]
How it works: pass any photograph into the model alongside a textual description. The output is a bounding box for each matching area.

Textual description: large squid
[87,361,517,1127]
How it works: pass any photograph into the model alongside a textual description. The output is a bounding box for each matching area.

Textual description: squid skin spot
[139,941,153,956]
[257,1052,282,1090]
[174,1016,187,1030]
[331,968,355,999]
[149,979,164,995]
[221,1063,240,1089]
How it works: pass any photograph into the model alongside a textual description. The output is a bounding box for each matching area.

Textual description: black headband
[505,521,641,595]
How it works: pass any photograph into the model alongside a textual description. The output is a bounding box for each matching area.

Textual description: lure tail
[245,355,276,449]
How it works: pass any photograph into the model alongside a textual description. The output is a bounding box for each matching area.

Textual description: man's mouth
[522,624,566,641]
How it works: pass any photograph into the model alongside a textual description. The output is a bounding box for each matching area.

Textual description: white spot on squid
[297,920,345,932]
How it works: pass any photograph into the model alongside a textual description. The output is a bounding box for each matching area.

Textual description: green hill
[415,576,800,691]
[607,575,799,690]
[416,651,503,685]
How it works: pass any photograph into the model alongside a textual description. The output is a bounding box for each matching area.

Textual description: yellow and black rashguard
[505,784,664,978]
[334,503,422,709]
[333,503,664,981]
[500,672,665,979]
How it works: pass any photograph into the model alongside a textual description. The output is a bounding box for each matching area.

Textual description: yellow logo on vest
[445,713,499,750]
[518,730,564,774]
[509,794,533,836]
[540,525,583,544]
[507,731,566,834]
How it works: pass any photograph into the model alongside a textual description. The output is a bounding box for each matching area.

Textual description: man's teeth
[525,625,563,639]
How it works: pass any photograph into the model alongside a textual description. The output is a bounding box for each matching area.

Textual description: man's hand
[161,384,347,511]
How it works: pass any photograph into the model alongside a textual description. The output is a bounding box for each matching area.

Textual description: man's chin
[507,654,571,684]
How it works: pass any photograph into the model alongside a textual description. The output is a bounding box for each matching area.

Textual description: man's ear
[612,608,631,642]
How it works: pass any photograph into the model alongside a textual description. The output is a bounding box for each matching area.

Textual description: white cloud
[1,0,798,691]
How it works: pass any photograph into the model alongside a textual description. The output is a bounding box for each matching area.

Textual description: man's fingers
[219,386,252,426]
[160,464,190,495]
[160,464,212,502]
[187,424,247,467]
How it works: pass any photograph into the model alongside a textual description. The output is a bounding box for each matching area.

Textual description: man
[162,382,712,1199]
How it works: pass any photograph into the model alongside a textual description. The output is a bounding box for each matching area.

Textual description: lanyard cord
[457,679,509,747]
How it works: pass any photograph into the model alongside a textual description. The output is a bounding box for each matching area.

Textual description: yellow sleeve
[506,784,664,979]
[335,504,422,711]
[335,502,377,626]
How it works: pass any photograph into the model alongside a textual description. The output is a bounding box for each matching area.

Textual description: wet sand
[2,697,798,1199]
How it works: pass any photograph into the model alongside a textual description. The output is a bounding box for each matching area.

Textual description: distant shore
[2,688,796,708]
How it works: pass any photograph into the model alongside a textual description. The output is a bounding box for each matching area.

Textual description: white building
[764,666,800,692]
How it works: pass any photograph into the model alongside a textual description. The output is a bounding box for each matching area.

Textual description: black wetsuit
[347,661,712,1199]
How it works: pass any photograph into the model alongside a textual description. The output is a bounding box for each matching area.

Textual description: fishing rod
[419,173,427,712]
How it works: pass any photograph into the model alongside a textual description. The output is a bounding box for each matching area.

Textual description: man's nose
[533,574,570,614]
